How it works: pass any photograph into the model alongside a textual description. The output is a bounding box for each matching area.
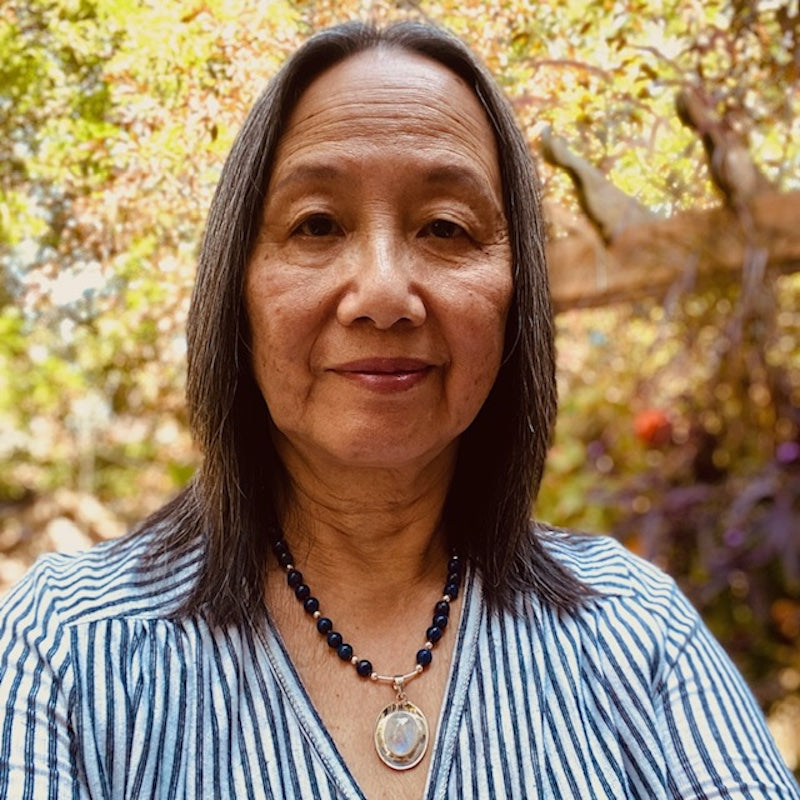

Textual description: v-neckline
[256,565,483,799]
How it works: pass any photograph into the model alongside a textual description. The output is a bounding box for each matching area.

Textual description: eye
[420,219,466,239]
[294,214,342,237]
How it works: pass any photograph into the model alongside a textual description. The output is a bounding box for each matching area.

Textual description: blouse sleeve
[655,583,800,798]
[0,559,87,800]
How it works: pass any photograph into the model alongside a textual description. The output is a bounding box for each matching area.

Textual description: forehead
[271,48,501,185]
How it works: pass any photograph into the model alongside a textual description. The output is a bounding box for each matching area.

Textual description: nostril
[336,280,426,329]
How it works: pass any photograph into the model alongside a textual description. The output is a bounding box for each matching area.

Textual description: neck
[272,439,456,607]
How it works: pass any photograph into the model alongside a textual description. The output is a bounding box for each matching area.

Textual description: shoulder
[0,524,201,631]
[535,527,700,645]
[539,526,678,599]
[498,528,706,697]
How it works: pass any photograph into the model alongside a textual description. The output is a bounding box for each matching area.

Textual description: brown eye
[421,219,465,239]
[295,215,341,237]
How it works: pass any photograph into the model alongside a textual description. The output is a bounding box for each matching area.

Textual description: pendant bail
[393,676,407,703]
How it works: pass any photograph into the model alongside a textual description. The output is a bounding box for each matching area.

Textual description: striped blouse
[1,528,798,799]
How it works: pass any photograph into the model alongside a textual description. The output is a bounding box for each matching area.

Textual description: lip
[330,358,434,393]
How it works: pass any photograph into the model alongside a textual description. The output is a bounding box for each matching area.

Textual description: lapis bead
[447,572,460,587]
[416,648,433,667]
[303,597,319,614]
[444,582,459,600]
[337,643,353,661]
[317,617,333,634]
[273,539,288,555]
[426,625,443,643]
[295,584,311,601]
[278,551,292,568]
[327,631,343,649]
[433,613,448,629]
[434,600,450,617]
[356,660,372,677]
[447,556,460,573]
[287,569,302,588]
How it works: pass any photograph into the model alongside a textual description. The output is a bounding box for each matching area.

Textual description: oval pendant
[374,700,429,770]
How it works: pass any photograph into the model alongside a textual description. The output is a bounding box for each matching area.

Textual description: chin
[329,444,438,471]
[314,432,458,473]
[274,419,461,475]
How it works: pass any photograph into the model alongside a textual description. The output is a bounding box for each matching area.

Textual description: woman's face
[244,48,512,473]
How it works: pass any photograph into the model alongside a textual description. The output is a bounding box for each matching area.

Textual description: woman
[1,21,797,800]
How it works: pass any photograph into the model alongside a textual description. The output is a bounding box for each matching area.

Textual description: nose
[336,233,426,329]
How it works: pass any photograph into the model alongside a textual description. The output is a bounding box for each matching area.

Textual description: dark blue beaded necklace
[272,536,461,680]
[271,535,463,770]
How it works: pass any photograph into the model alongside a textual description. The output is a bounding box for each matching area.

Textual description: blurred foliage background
[1,0,798,773]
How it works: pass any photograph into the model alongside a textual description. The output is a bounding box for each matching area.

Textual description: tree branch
[547,190,800,311]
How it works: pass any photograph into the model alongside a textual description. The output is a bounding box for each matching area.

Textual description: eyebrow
[417,164,503,213]
[418,164,493,193]
[269,161,500,207]
[270,164,343,196]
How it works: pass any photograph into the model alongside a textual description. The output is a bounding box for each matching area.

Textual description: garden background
[1,0,798,773]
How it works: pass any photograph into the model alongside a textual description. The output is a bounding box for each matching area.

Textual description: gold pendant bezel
[373,700,429,770]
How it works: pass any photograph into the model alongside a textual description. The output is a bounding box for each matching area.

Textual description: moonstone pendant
[374,700,429,770]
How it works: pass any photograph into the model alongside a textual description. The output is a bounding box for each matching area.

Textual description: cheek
[471,268,512,347]
[244,262,336,429]
[245,275,298,396]
[448,277,512,401]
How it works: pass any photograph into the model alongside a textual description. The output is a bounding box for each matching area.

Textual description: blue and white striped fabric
[1,529,798,799]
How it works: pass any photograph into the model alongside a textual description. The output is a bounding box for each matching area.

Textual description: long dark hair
[145,20,591,624]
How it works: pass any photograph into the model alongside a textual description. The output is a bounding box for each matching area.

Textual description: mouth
[333,358,432,374]
[330,358,434,392]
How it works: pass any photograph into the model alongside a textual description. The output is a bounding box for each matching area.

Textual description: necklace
[271,535,462,771]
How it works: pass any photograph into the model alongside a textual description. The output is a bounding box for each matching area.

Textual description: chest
[266,570,461,800]
[288,639,454,799]
[68,594,669,799]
